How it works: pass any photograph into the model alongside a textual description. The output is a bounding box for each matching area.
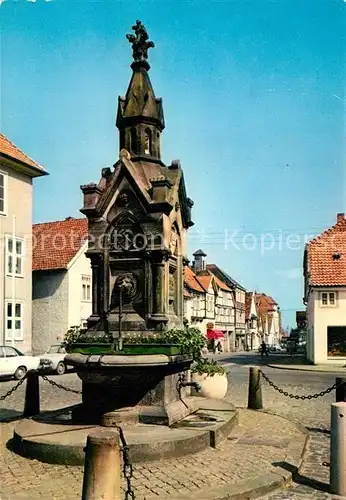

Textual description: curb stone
[267,363,346,373]
[145,472,290,500]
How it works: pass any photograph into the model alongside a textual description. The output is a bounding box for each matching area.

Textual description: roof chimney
[192,249,207,273]
[337,213,345,224]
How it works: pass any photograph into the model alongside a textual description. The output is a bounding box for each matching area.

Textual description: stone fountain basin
[65,352,183,368]
[11,399,238,465]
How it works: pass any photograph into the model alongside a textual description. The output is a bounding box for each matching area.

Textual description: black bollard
[336,378,346,403]
[24,371,40,417]
[248,366,263,410]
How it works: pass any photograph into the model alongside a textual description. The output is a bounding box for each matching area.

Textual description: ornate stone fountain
[66,20,197,427]
[13,22,237,465]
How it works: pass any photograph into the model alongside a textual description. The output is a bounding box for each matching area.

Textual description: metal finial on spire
[126,20,154,68]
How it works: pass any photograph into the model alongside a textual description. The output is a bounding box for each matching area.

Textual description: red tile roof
[33,218,88,271]
[195,274,213,291]
[184,267,205,293]
[255,293,277,316]
[0,133,46,172]
[212,274,232,292]
[307,213,346,286]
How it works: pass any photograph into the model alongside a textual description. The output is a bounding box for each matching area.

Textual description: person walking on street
[260,341,268,359]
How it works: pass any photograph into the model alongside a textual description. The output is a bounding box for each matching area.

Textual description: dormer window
[144,128,152,155]
[333,252,341,261]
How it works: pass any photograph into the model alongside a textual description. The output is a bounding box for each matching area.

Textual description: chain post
[248,366,263,410]
[82,430,121,500]
[24,371,40,417]
[335,378,346,403]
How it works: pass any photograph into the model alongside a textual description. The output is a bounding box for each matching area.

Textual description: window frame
[5,300,24,341]
[81,275,92,302]
[320,291,337,307]
[0,170,7,215]
[5,235,24,277]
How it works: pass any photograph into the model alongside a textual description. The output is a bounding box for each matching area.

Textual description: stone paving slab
[0,409,307,500]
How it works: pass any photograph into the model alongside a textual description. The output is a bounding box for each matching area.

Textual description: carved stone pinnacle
[126,20,154,67]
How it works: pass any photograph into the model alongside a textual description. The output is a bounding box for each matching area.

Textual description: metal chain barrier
[41,375,82,395]
[260,369,338,400]
[116,425,135,500]
[0,378,26,400]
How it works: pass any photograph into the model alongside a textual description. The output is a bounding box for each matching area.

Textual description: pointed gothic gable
[96,151,153,218]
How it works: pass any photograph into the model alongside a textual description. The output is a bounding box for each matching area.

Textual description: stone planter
[67,343,181,356]
[120,344,181,356]
[191,373,228,399]
[67,343,115,355]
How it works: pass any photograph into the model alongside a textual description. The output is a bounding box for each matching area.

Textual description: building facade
[207,263,246,351]
[0,133,47,353]
[245,291,261,350]
[183,250,239,352]
[255,293,281,346]
[32,217,92,354]
[304,213,346,365]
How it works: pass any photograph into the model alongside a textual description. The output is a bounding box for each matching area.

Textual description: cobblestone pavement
[226,355,346,500]
[0,408,305,499]
[0,353,345,499]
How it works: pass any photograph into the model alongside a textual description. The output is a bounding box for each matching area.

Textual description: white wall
[32,270,69,354]
[67,243,92,329]
[0,164,33,353]
[309,288,346,365]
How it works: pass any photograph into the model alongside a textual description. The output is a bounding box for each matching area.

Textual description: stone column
[91,259,99,316]
[88,254,102,324]
[103,237,110,317]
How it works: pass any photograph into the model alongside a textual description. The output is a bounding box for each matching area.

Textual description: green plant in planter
[63,326,112,352]
[124,332,168,344]
[163,327,205,359]
[191,358,228,376]
[63,324,206,357]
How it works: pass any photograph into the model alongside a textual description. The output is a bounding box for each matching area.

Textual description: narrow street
[1,352,343,499]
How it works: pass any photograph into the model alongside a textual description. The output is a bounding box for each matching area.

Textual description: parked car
[39,344,70,375]
[270,344,286,353]
[0,345,42,380]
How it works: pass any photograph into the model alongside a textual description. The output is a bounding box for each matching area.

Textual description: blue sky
[2,0,345,327]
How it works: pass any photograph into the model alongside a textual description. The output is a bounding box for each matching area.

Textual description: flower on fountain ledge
[63,325,206,358]
[63,325,112,352]
[191,357,228,376]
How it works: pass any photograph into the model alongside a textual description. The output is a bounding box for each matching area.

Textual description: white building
[183,250,236,352]
[245,292,261,350]
[255,293,281,347]
[183,266,208,330]
[32,217,91,354]
[304,213,346,365]
[0,133,47,353]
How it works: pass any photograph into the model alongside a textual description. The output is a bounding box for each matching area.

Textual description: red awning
[206,329,225,340]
